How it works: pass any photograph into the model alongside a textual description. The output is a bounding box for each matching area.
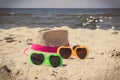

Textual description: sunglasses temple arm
[23,48,30,56]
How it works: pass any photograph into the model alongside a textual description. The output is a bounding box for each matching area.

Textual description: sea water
[0,8,120,30]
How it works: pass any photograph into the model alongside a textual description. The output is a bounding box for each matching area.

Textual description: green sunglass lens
[76,48,87,59]
[31,53,44,65]
[59,48,72,59]
[49,56,61,68]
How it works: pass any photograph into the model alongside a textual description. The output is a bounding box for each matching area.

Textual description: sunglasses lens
[49,56,61,68]
[76,48,87,59]
[59,48,72,59]
[31,53,44,65]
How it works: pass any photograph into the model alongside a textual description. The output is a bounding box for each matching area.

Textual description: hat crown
[34,29,69,47]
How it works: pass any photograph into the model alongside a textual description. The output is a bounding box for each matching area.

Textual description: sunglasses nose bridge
[73,52,76,55]
[72,50,76,56]
[43,56,49,64]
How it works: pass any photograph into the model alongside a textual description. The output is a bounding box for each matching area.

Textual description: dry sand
[0,26,120,80]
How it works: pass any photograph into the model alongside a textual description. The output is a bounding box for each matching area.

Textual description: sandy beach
[0,26,120,80]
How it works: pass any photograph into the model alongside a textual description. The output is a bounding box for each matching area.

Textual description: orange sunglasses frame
[57,45,89,59]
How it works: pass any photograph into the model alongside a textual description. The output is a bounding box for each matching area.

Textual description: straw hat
[23,28,69,55]
[34,28,69,47]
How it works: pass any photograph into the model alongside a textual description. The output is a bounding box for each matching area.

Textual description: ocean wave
[0,13,32,16]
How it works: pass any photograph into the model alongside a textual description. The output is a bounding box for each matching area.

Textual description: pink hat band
[23,44,69,56]
[31,44,59,53]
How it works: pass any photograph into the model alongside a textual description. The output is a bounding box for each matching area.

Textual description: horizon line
[0,7,120,9]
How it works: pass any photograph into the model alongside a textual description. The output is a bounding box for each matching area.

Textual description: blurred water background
[0,8,120,30]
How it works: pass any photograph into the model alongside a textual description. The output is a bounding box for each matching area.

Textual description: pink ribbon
[31,44,59,53]
[23,43,69,55]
